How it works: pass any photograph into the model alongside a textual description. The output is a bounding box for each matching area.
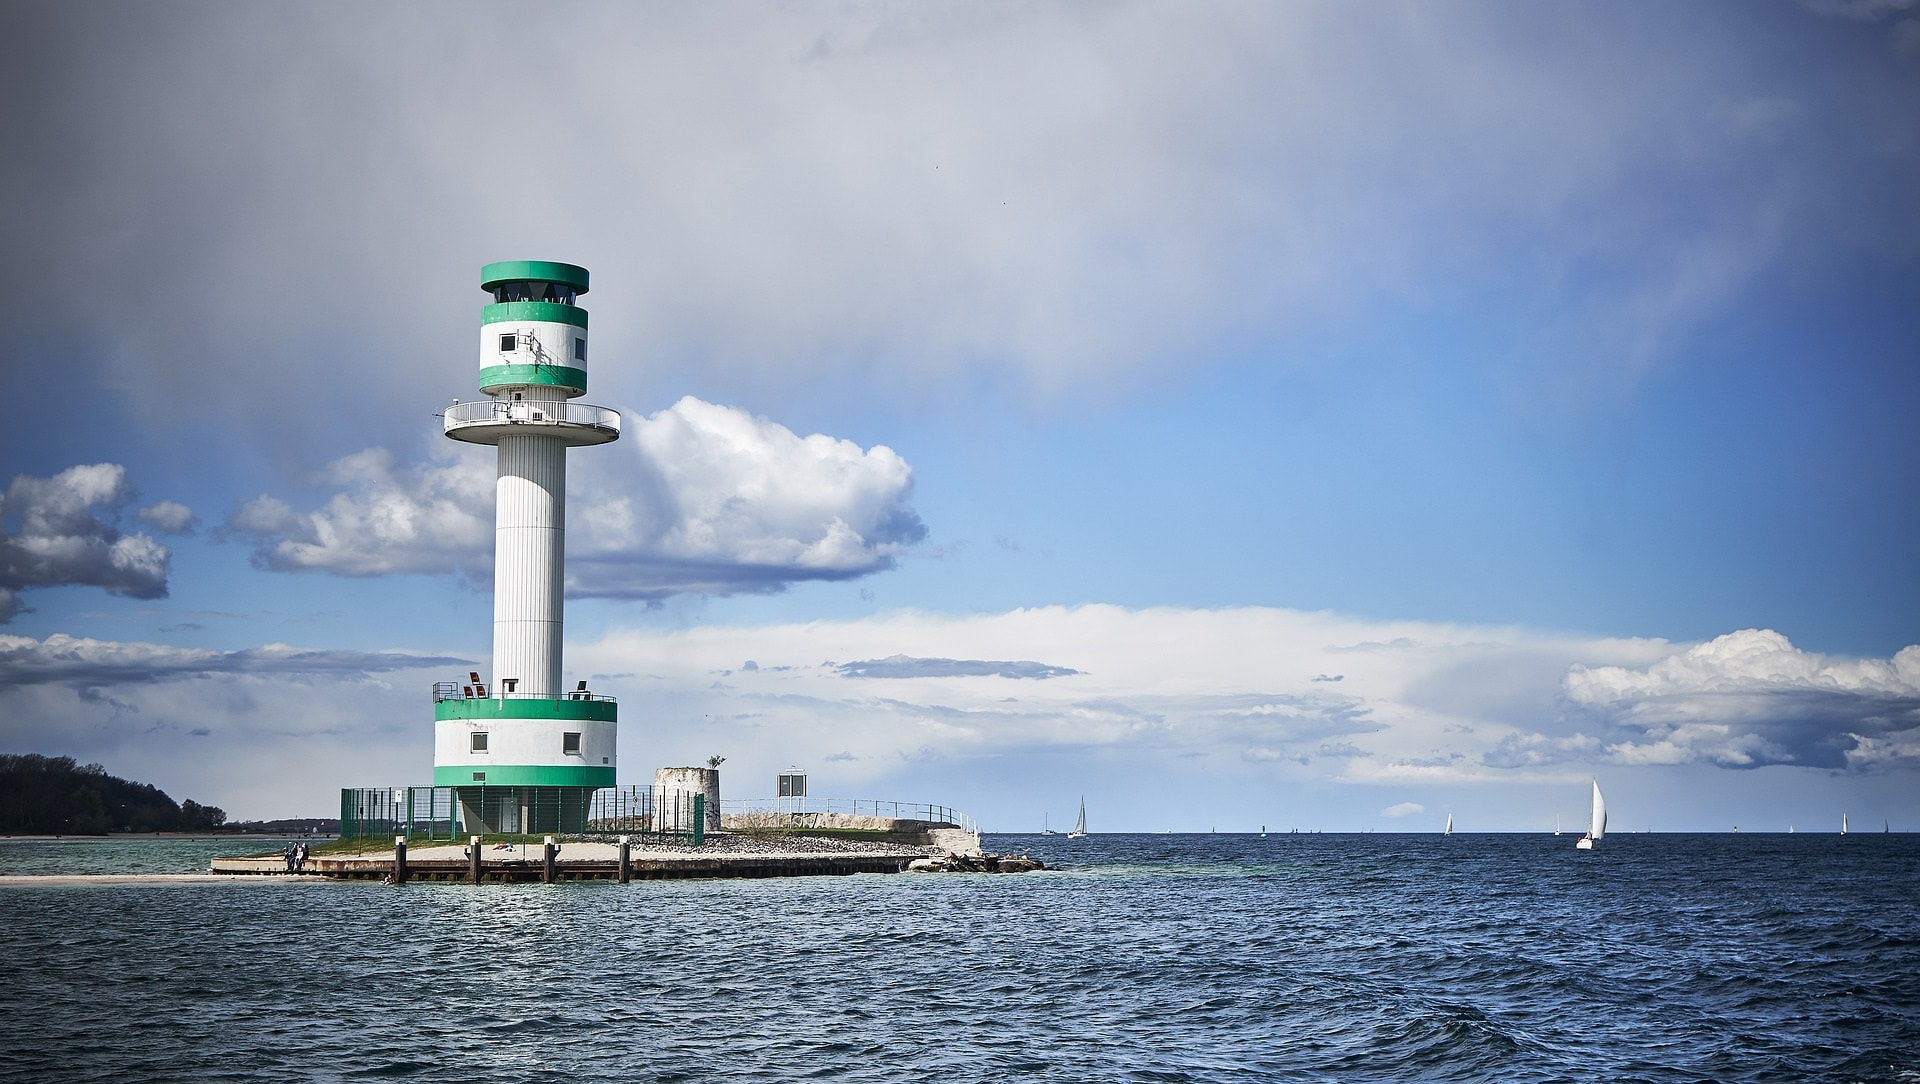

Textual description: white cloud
[573,397,925,598]
[226,448,494,578]
[1563,629,1920,770]
[574,604,1654,792]
[136,500,196,535]
[0,464,175,622]
[11,610,1916,826]
[221,398,925,599]
[573,610,1920,797]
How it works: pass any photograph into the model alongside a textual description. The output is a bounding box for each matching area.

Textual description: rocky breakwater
[907,851,1046,874]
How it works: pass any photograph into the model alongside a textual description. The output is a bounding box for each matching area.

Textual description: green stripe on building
[481,301,589,329]
[435,697,617,723]
[433,765,617,787]
[477,365,589,392]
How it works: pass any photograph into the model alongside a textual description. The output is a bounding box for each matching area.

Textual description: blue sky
[3,1,1917,831]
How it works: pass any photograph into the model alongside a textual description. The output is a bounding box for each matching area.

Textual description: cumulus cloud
[224,397,924,599]
[1563,629,1920,770]
[0,464,176,622]
[1381,802,1425,818]
[572,397,926,598]
[223,448,494,578]
[136,501,196,535]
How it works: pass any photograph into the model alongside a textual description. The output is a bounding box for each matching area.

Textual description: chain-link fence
[341,785,704,843]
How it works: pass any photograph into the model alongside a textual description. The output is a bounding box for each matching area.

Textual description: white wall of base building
[434,717,616,773]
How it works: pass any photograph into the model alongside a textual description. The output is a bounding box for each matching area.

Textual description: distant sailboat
[1554,814,1561,837]
[1067,797,1088,839]
[1042,813,1056,836]
[1443,813,1453,837]
[1842,813,1848,836]
[1575,780,1606,851]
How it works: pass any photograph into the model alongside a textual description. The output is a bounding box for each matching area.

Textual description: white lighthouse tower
[432,261,620,833]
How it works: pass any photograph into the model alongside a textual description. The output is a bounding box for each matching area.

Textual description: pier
[210,819,1002,883]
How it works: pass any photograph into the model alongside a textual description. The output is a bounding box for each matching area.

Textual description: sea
[2,832,1916,1083]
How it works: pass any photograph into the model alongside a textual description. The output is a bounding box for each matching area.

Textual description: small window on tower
[563,732,582,756]
[574,337,586,362]
[471,731,489,753]
[499,333,516,353]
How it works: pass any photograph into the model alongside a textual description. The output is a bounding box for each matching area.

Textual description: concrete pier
[211,830,984,882]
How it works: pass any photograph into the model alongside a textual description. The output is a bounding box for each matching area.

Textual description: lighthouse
[432,261,620,833]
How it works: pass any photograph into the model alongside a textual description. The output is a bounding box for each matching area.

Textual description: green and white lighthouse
[433,261,620,833]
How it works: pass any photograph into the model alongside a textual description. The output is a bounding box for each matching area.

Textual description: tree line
[0,754,226,834]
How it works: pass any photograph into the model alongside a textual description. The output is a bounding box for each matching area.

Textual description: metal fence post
[693,794,705,846]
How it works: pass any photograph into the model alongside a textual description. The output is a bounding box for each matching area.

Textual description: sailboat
[1575,780,1606,850]
[1842,813,1848,836]
[1554,814,1562,837]
[1041,813,1056,836]
[1443,813,1453,837]
[1067,797,1088,839]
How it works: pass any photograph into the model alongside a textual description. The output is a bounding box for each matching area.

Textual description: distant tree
[707,755,726,769]
[179,799,227,830]
[0,754,224,834]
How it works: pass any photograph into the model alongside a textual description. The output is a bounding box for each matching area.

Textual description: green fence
[341,785,705,843]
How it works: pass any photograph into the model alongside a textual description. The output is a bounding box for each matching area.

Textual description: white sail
[1443,813,1453,836]
[1068,797,1088,838]
[1842,813,1848,835]
[1576,780,1605,849]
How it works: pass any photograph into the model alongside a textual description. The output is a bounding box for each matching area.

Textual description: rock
[907,851,1045,874]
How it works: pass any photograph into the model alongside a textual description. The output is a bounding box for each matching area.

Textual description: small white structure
[655,767,722,832]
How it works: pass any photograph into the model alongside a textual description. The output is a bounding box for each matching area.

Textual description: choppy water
[2,832,1916,1082]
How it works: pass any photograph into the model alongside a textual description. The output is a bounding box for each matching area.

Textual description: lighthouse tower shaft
[431,261,620,830]
[494,434,566,696]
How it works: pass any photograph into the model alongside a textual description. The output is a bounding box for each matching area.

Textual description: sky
[3,0,1918,832]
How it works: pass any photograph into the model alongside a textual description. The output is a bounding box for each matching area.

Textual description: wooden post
[618,835,631,884]
[468,835,482,884]
[393,835,408,884]
[543,835,557,884]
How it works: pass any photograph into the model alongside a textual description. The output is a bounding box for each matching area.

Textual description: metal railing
[430,682,615,704]
[341,785,704,843]
[442,399,620,434]
[720,797,975,833]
